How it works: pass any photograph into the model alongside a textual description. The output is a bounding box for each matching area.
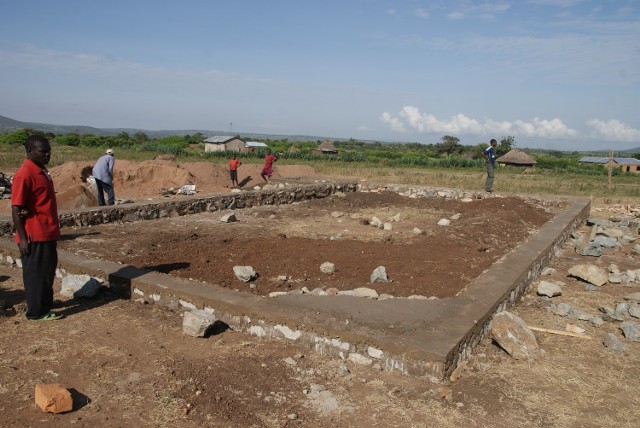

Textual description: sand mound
[0,160,319,215]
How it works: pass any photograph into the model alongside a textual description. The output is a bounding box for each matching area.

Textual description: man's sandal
[35,312,64,321]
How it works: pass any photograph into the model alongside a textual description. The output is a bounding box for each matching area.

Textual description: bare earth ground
[0,161,639,427]
[56,191,556,298]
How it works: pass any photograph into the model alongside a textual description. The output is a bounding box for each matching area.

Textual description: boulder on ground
[490,311,539,360]
[568,264,608,286]
[370,266,388,283]
[233,266,257,282]
[182,309,216,338]
[60,274,101,298]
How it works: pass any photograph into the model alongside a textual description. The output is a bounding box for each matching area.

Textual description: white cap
[106,149,114,155]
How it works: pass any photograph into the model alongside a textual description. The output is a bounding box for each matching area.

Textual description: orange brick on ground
[34,383,73,413]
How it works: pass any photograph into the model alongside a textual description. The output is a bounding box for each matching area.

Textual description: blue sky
[1,0,639,150]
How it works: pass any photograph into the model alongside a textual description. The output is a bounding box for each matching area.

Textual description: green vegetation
[1,128,638,203]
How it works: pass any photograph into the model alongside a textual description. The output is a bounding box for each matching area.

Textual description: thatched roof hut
[286,146,300,154]
[313,140,338,155]
[496,148,536,167]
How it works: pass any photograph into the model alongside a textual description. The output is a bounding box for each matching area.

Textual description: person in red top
[11,135,63,321]
[229,153,242,187]
[260,149,278,183]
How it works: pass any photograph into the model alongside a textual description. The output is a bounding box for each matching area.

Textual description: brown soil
[57,191,557,298]
[1,204,638,427]
[2,160,638,426]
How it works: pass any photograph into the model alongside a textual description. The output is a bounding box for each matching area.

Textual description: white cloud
[525,0,585,6]
[380,112,406,132]
[380,106,579,139]
[356,125,373,132]
[586,119,640,142]
[414,9,429,18]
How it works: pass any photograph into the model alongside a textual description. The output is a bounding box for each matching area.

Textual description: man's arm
[11,205,30,256]
[481,149,488,161]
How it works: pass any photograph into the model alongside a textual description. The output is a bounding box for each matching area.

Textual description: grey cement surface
[0,192,590,379]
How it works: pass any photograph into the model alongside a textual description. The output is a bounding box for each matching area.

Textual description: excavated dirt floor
[57,191,560,298]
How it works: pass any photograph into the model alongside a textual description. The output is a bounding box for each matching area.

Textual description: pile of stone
[0,172,11,199]
[575,217,640,257]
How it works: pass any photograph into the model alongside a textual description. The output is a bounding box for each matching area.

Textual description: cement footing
[0,185,590,381]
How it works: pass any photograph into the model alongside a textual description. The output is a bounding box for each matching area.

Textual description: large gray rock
[370,266,388,283]
[490,311,539,360]
[599,227,624,238]
[620,321,640,342]
[592,236,617,248]
[536,281,562,297]
[353,287,379,298]
[60,274,101,298]
[568,264,608,286]
[219,212,237,223]
[575,237,603,257]
[624,292,640,302]
[182,309,216,337]
[233,266,257,282]
[320,262,336,273]
[603,333,626,352]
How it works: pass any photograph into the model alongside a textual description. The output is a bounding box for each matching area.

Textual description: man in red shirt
[260,149,278,183]
[11,135,63,321]
[229,153,242,187]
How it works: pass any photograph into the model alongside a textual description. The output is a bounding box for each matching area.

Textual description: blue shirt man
[92,149,116,205]
[482,139,498,192]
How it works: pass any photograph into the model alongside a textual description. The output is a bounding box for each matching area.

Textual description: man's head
[266,149,271,155]
[490,139,497,147]
[106,149,114,156]
[232,153,237,159]
[24,135,51,167]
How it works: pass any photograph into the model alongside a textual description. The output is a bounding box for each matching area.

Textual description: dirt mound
[0,160,319,214]
[56,184,98,211]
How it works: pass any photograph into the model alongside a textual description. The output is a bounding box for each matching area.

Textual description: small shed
[579,156,640,173]
[204,136,246,153]
[313,140,338,155]
[245,141,269,153]
[496,148,537,167]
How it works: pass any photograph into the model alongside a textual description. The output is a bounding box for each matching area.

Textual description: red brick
[34,383,73,413]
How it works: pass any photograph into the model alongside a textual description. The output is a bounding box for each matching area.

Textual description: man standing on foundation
[482,138,498,192]
[12,135,63,321]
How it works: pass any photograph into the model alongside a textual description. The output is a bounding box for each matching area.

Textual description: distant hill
[0,114,336,143]
[616,147,640,154]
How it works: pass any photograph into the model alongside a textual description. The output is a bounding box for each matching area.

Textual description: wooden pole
[608,149,613,189]
[529,326,592,339]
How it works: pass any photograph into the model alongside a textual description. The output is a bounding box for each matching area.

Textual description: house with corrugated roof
[204,136,246,153]
[579,156,640,173]
[245,141,269,153]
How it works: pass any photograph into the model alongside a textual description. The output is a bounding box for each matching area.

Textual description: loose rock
[490,311,539,360]
[568,264,608,286]
[233,266,257,282]
[603,333,626,352]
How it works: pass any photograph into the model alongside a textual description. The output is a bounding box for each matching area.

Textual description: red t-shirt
[11,159,60,243]
[263,154,276,169]
[229,159,241,171]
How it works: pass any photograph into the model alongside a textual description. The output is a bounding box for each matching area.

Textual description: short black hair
[25,135,49,151]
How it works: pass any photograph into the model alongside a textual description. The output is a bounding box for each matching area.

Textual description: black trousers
[22,241,58,318]
[95,178,115,206]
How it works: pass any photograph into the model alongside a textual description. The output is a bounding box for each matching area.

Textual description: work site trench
[0,183,590,380]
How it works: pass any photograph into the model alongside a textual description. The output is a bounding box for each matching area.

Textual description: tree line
[1,128,638,176]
